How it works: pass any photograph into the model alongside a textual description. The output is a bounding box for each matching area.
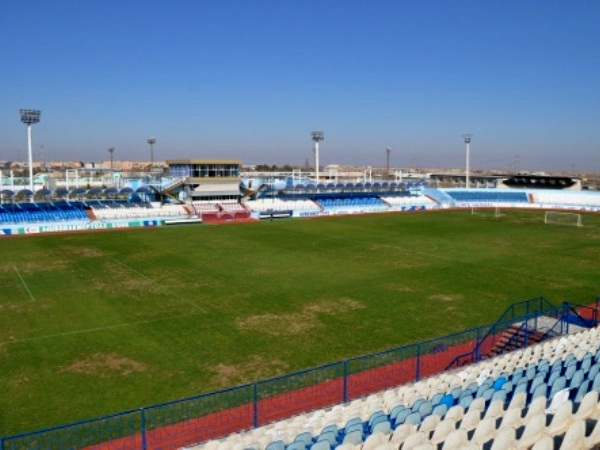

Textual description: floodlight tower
[386,147,391,180]
[108,147,115,170]
[463,133,472,188]
[147,137,156,171]
[20,109,41,192]
[311,131,324,185]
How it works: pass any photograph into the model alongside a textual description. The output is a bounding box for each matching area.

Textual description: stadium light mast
[311,131,324,186]
[20,109,41,192]
[108,147,115,170]
[386,147,391,180]
[463,133,472,188]
[147,137,156,171]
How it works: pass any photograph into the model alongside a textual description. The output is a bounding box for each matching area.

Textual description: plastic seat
[530,382,547,401]
[573,390,599,421]
[445,405,464,422]
[459,409,481,432]
[490,389,506,404]
[490,426,516,450]
[584,419,600,448]
[483,399,504,421]
[432,403,448,417]
[411,398,425,413]
[458,395,473,410]
[393,409,411,427]
[361,432,387,450]
[286,443,307,450]
[295,432,313,446]
[506,391,527,411]
[441,428,476,450]
[389,422,415,445]
[470,416,497,447]
[389,404,406,422]
[400,431,427,450]
[371,420,391,435]
[316,431,337,446]
[418,400,432,417]
[417,414,440,434]
[593,372,600,391]
[439,394,454,409]
[546,400,574,436]
[468,396,486,413]
[530,435,554,450]
[549,376,567,399]
[546,388,570,414]
[515,413,545,448]
[499,407,524,430]
[369,414,388,432]
[558,419,586,450]
[569,369,585,390]
[429,419,456,446]
[309,441,330,450]
[342,429,363,446]
[404,411,422,426]
[266,441,286,450]
[430,392,444,407]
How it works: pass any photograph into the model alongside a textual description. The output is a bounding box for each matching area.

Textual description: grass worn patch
[0,209,598,436]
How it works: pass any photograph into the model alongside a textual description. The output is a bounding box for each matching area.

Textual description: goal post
[544,211,582,227]
[471,206,505,217]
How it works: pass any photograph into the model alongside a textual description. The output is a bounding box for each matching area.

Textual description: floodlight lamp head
[311,131,324,142]
[20,109,41,125]
[462,133,472,144]
[147,137,157,145]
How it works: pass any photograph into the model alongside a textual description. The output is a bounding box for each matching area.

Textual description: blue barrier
[1,299,597,450]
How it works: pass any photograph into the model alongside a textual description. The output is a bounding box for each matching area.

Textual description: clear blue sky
[1,1,599,171]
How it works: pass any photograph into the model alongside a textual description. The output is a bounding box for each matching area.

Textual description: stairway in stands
[486,324,546,358]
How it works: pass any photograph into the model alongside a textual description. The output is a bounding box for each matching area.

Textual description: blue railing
[473,296,555,358]
[1,298,597,450]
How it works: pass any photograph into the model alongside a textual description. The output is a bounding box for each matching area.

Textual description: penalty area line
[13,264,36,303]
[103,252,206,313]
[2,311,205,346]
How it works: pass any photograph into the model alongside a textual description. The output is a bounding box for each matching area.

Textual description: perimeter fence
[2,298,597,450]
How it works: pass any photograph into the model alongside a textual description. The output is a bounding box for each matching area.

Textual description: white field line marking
[104,253,206,313]
[2,312,206,346]
[8,264,36,304]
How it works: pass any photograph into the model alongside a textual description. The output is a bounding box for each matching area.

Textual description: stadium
[0,160,599,450]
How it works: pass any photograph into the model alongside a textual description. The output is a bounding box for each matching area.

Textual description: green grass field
[0,209,598,436]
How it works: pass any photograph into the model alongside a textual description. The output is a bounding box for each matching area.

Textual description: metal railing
[2,299,597,450]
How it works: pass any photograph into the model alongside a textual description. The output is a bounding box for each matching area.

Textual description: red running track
[90,337,480,450]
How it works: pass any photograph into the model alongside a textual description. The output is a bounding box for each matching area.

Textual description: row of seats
[245,199,319,212]
[192,202,221,213]
[188,325,600,450]
[381,196,437,206]
[444,190,529,203]
[92,204,189,220]
[533,192,600,207]
[0,209,87,223]
[318,198,384,208]
[220,201,248,212]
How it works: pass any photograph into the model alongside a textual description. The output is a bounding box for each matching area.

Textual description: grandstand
[2,181,600,234]
[2,296,599,449]
[186,324,600,450]
[1,179,600,448]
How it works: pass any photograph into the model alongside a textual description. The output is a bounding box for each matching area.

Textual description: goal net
[544,211,582,227]
[471,207,505,217]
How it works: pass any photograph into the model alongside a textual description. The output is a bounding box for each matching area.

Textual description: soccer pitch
[0,210,598,436]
